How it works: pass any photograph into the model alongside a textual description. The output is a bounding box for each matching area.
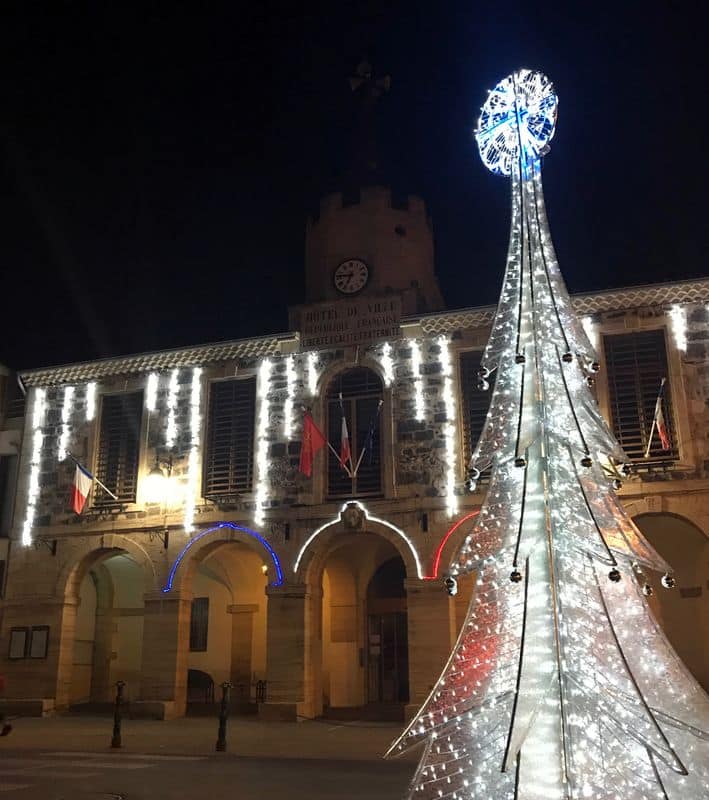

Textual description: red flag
[299,411,327,477]
[340,415,352,469]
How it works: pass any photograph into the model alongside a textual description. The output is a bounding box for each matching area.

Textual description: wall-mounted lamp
[144,453,173,504]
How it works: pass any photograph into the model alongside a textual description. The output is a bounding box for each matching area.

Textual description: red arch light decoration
[425,509,480,580]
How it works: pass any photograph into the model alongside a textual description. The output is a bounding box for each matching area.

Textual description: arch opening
[184,540,269,712]
[633,512,709,690]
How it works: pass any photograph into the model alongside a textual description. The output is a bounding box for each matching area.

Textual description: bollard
[215,681,233,752]
[111,680,126,749]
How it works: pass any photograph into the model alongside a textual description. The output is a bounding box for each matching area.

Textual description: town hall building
[1,66,708,723]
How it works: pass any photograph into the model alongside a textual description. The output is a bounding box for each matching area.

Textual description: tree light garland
[146,372,159,412]
[57,385,75,461]
[410,340,425,422]
[439,335,458,517]
[183,367,202,533]
[307,352,319,396]
[669,304,687,352]
[283,355,297,439]
[390,69,709,800]
[85,381,96,422]
[254,358,273,526]
[380,342,395,386]
[22,387,47,546]
[165,368,180,449]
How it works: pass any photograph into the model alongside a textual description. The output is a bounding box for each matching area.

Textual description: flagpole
[352,399,383,477]
[643,420,656,459]
[643,377,666,459]
[339,392,355,476]
[67,453,119,501]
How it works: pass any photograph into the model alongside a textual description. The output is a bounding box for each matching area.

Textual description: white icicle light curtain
[388,69,709,800]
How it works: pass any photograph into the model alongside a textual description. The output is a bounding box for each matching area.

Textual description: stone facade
[1,283,708,721]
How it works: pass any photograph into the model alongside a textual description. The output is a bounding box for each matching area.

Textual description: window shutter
[459,351,493,467]
[204,377,256,497]
[603,329,678,463]
[95,392,143,504]
[189,597,209,652]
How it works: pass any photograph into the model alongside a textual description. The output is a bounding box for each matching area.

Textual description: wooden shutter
[327,368,383,498]
[95,392,142,504]
[603,329,678,463]
[459,351,493,467]
[204,377,256,497]
[189,597,209,652]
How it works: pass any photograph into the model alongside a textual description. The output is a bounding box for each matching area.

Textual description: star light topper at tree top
[387,69,709,800]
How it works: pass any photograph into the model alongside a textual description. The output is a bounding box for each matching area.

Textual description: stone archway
[634,512,709,689]
[57,542,154,710]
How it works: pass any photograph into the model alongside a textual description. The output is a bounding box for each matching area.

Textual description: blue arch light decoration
[475,69,557,177]
[162,522,284,593]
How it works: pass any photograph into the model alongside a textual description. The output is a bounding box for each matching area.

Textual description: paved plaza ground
[0,715,419,799]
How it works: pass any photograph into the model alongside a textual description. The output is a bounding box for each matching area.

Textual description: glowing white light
[669,304,687,352]
[85,381,97,422]
[439,336,458,517]
[146,372,159,412]
[165,368,180,449]
[57,385,75,461]
[581,316,599,351]
[283,355,297,439]
[307,352,319,396]
[293,500,424,578]
[183,367,202,533]
[22,388,46,546]
[380,342,395,386]
[410,340,425,422]
[254,358,273,526]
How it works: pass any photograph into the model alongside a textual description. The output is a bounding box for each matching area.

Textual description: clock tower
[295,62,445,324]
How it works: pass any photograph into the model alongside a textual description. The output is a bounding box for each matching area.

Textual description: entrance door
[367,611,408,703]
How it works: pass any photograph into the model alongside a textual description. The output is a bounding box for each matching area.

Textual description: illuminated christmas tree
[388,69,709,799]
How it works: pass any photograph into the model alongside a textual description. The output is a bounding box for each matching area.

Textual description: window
[95,392,143,504]
[327,368,383,498]
[0,455,18,536]
[459,350,493,470]
[204,378,256,498]
[190,597,209,652]
[603,329,678,463]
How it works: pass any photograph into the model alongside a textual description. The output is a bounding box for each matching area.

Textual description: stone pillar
[228,603,258,696]
[258,583,320,721]
[0,595,78,715]
[404,578,456,718]
[134,590,191,720]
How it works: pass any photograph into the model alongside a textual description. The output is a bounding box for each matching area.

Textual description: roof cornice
[19,278,709,386]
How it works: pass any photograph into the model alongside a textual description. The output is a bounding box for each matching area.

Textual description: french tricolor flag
[71,462,94,515]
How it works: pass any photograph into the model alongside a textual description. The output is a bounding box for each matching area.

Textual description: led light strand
[293,500,424,578]
[283,355,297,439]
[254,358,273,526]
[380,342,395,386]
[669,304,687,352]
[57,385,75,461]
[439,335,458,517]
[307,352,319,396]
[85,381,97,422]
[411,340,425,422]
[183,366,202,533]
[165,368,180,449]
[146,372,159,412]
[22,388,47,546]
[581,316,599,351]
[162,521,284,592]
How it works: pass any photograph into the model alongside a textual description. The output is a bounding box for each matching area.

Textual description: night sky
[1,2,706,371]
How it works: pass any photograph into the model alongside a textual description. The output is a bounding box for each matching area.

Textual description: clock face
[333,259,370,295]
